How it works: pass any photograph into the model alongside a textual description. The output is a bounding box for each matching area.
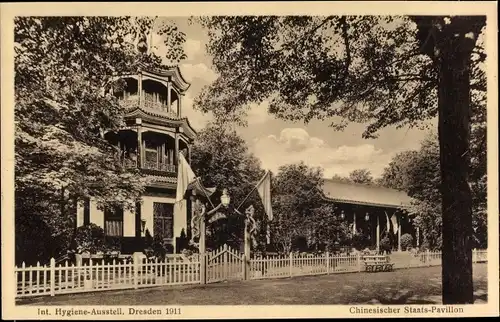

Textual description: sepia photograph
[1,1,498,319]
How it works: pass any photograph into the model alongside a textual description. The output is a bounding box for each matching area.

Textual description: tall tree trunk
[436,18,484,304]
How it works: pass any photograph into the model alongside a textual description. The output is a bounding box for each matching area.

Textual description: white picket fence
[250,253,360,279]
[16,255,200,298]
[206,244,245,283]
[248,249,487,280]
[15,248,487,299]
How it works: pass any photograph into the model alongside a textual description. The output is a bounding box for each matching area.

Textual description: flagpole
[176,151,215,209]
[197,177,216,209]
[236,171,269,211]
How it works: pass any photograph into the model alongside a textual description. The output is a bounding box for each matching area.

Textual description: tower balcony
[122,158,177,176]
[120,95,181,120]
[106,123,192,188]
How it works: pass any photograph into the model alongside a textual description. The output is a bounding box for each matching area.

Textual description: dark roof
[322,179,412,208]
[137,63,191,92]
[124,108,197,140]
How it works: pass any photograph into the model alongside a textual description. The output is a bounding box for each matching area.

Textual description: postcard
[1,1,498,319]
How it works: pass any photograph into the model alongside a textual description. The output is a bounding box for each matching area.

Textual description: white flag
[256,171,273,221]
[176,152,197,203]
[385,211,391,233]
[391,213,399,234]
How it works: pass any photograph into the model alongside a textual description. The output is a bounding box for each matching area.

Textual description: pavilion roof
[322,179,412,209]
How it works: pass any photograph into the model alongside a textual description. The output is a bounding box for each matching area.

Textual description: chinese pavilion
[322,179,418,252]
[76,64,197,254]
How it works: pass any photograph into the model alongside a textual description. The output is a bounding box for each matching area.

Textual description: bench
[363,255,394,272]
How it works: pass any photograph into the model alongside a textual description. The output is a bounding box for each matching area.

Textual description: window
[144,140,159,170]
[104,206,124,237]
[153,202,174,239]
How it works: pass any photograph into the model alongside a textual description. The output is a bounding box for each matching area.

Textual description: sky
[153,17,436,179]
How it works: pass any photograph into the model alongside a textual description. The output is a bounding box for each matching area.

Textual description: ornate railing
[122,158,176,174]
[142,99,165,110]
[119,96,180,119]
[143,160,177,173]
[159,163,176,172]
[122,158,137,169]
[143,160,158,170]
[119,98,139,110]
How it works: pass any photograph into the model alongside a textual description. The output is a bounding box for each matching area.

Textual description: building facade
[322,179,418,252]
[75,64,196,254]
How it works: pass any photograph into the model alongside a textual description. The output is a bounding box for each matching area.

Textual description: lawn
[17,263,488,305]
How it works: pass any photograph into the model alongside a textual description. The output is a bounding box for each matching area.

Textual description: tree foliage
[380,130,487,250]
[14,17,187,264]
[74,224,106,255]
[190,123,265,249]
[332,169,376,185]
[196,16,484,136]
[195,16,439,136]
[197,15,486,303]
[379,134,443,250]
[331,174,352,183]
[270,163,323,252]
[270,162,349,253]
[348,169,374,184]
[400,233,414,251]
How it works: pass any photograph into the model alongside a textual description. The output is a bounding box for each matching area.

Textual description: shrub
[328,241,341,254]
[103,237,121,263]
[400,233,414,251]
[181,248,193,258]
[435,235,443,251]
[143,229,155,259]
[291,236,308,252]
[176,229,189,253]
[152,233,167,260]
[165,244,174,254]
[73,224,106,256]
[351,233,369,251]
[144,229,153,248]
[380,237,392,254]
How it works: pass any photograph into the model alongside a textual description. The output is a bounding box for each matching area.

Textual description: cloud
[179,63,218,84]
[151,32,163,49]
[184,38,203,59]
[250,127,395,178]
[180,93,213,131]
[246,101,273,125]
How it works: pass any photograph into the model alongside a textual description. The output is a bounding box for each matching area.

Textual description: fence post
[242,254,247,280]
[200,252,206,285]
[50,257,55,296]
[289,252,293,277]
[357,252,361,272]
[224,244,229,281]
[426,250,430,267]
[133,252,140,289]
[326,251,330,274]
